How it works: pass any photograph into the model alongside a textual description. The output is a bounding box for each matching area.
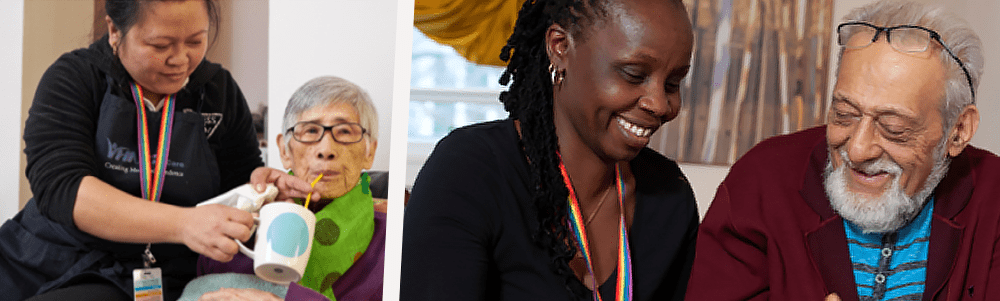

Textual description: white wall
[677,163,728,218]
[1,2,25,222]
[268,0,397,172]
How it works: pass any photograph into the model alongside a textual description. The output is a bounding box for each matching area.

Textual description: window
[407,28,508,186]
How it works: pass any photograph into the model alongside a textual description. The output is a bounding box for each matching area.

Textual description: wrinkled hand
[825,293,841,301]
[250,167,318,203]
[178,204,254,262]
[197,288,282,301]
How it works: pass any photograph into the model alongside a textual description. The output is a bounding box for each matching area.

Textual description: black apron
[0,78,225,300]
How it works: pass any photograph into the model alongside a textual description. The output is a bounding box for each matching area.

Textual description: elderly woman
[184,76,385,301]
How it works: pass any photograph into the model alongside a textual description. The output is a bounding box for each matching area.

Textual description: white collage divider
[385,0,415,298]
[0,2,23,222]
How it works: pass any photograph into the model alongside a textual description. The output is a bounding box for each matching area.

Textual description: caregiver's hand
[249,167,319,203]
[179,204,254,262]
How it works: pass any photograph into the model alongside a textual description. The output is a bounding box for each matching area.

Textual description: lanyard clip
[143,243,157,268]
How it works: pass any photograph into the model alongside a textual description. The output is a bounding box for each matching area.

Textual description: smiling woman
[0,0,294,300]
[401,0,699,300]
[108,0,211,104]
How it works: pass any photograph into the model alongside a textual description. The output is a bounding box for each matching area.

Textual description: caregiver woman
[0,1,312,300]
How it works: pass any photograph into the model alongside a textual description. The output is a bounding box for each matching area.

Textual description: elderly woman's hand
[249,167,319,203]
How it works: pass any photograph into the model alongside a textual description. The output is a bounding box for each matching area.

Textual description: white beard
[823,140,950,233]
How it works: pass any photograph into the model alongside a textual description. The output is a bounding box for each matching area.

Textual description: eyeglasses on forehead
[837,22,975,101]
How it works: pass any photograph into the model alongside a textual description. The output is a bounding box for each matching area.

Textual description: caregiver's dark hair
[105,0,221,47]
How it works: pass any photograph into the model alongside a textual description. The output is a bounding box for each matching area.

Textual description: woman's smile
[615,115,658,149]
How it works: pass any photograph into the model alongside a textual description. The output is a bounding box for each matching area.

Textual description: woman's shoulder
[630,148,696,207]
[189,59,227,88]
[52,37,126,81]
[411,118,526,214]
[43,45,110,85]
[30,43,116,110]
[631,148,684,180]
[442,119,517,148]
[429,119,520,164]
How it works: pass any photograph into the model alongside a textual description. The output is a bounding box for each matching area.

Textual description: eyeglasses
[286,121,367,144]
[837,22,975,101]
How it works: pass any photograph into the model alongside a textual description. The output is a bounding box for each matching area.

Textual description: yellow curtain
[414,0,525,66]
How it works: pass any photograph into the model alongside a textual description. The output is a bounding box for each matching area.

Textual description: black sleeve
[400,128,501,301]
[206,69,263,191]
[631,149,700,300]
[667,205,698,300]
[23,53,104,227]
[660,157,700,300]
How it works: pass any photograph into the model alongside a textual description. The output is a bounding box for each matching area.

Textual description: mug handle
[234,216,260,259]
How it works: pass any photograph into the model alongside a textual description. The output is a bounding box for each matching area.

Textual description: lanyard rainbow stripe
[559,158,633,301]
[129,83,176,202]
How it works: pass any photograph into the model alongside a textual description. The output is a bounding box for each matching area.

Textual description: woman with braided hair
[401,0,698,299]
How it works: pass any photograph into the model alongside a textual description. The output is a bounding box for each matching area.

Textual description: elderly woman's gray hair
[281,76,379,146]
[840,0,984,130]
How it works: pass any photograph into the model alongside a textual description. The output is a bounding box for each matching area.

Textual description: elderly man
[685,1,995,300]
[190,76,385,301]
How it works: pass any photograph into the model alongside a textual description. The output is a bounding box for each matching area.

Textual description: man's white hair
[839,0,983,130]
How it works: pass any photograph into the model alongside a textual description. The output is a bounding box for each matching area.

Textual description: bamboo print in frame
[649,0,834,165]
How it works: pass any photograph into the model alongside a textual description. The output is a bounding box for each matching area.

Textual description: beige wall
[948,0,1000,153]
[20,0,95,209]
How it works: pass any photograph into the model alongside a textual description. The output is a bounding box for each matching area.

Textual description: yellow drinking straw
[304,174,323,208]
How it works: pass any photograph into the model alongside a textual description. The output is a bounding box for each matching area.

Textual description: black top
[23,35,262,226]
[401,119,698,301]
[0,36,262,300]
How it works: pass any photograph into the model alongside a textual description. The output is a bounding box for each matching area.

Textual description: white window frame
[406,88,504,188]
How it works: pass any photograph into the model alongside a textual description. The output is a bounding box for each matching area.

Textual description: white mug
[235,202,316,284]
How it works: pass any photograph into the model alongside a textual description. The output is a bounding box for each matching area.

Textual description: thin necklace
[584,187,614,226]
[560,158,633,301]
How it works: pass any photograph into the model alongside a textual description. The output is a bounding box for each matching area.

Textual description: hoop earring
[548,63,565,87]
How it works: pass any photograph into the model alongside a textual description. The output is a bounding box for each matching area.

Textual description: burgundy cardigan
[686,126,1000,301]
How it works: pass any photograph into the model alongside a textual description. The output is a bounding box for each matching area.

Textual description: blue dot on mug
[266,212,310,257]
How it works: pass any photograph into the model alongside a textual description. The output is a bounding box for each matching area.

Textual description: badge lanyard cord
[558,155,633,301]
[130,82,176,268]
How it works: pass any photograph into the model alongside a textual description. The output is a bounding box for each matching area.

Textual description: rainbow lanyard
[130,82,176,203]
[559,158,633,301]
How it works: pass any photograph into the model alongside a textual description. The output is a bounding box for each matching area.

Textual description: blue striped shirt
[844,198,933,301]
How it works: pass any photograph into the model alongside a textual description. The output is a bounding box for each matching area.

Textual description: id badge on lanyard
[130,82,175,301]
[133,267,164,301]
